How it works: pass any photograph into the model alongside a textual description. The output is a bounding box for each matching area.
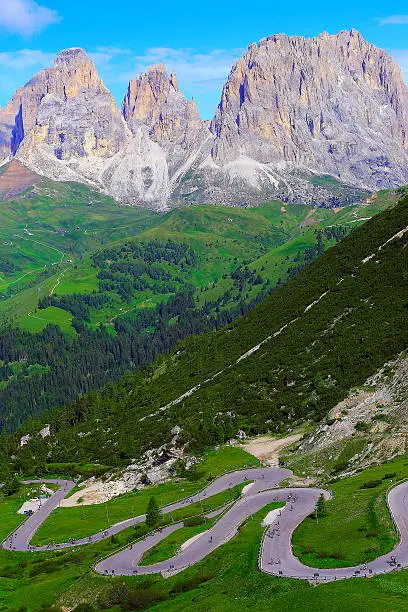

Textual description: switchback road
[3,469,408,584]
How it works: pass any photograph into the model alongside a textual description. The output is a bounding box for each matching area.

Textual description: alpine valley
[0,22,408,612]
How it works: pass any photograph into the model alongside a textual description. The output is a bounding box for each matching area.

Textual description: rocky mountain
[0,50,188,209]
[0,30,407,210]
[121,63,210,199]
[207,30,408,204]
[0,49,126,176]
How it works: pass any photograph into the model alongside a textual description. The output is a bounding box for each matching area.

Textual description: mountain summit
[209,30,408,199]
[0,30,407,210]
[122,63,207,178]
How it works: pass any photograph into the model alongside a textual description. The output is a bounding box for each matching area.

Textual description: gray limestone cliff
[0,31,407,210]
[202,30,408,204]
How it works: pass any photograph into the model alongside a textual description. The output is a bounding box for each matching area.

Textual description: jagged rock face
[13,48,126,161]
[209,30,408,196]
[0,93,23,160]
[122,63,209,180]
[1,31,407,210]
[1,49,172,209]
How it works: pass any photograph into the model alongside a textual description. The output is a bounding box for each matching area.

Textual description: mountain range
[0,29,407,211]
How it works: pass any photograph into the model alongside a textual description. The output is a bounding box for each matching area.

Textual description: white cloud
[0,49,54,70]
[378,15,408,25]
[0,49,55,102]
[89,46,242,117]
[0,0,60,36]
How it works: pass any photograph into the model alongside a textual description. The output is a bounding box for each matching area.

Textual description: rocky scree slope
[0,30,407,209]
[291,350,408,476]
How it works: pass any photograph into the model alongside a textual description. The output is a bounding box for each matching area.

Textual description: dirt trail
[238,433,303,465]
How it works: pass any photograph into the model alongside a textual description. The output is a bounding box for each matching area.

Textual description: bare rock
[207,30,408,203]
[1,31,407,210]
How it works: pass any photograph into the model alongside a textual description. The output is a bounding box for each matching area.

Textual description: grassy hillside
[10,189,408,470]
[3,450,408,610]
[1,184,402,332]
[2,181,402,432]
[0,179,158,315]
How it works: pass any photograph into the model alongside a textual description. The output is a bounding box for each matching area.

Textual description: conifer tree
[316,493,327,518]
[146,496,160,528]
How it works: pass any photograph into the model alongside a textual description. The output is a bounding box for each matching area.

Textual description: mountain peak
[145,62,167,73]
[140,63,179,93]
[210,28,408,195]
[122,64,196,127]
[54,47,90,63]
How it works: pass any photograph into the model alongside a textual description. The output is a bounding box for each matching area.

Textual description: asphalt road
[3,469,408,584]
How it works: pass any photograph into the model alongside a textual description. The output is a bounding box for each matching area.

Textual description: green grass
[292,456,408,568]
[140,519,217,566]
[4,456,408,610]
[1,186,400,332]
[0,178,159,325]
[31,447,259,545]
[20,305,76,336]
[58,497,408,612]
[283,436,368,478]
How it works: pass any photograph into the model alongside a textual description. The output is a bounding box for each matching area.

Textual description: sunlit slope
[22,190,408,464]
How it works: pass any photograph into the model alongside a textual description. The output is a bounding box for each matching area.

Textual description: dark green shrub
[146,496,161,528]
[125,588,166,610]
[355,421,370,431]
[184,515,205,527]
[1,476,21,496]
[360,480,382,489]
[331,460,349,474]
[372,413,387,421]
[170,572,215,594]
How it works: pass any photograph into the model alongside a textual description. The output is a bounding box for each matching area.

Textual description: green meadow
[1,178,403,334]
[3,449,408,610]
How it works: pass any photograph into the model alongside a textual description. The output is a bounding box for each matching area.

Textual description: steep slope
[181,29,408,206]
[0,159,41,200]
[285,350,408,477]
[1,186,403,433]
[13,191,408,466]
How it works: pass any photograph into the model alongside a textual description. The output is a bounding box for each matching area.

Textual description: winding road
[3,468,408,584]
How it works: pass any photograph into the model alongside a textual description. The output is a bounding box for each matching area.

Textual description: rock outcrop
[8,48,126,162]
[0,49,175,209]
[122,63,210,186]
[294,351,408,476]
[0,31,407,210]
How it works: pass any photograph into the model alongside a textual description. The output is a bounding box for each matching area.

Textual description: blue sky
[0,0,407,118]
